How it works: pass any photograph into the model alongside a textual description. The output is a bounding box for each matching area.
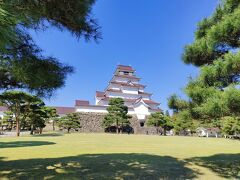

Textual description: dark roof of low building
[54,107,75,115]
[75,100,90,106]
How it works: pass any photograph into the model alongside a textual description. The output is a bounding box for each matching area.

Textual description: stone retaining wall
[77,112,157,134]
[45,112,157,134]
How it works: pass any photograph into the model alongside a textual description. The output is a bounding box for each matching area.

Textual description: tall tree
[147,112,173,135]
[44,107,59,131]
[0,91,41,136]
[57,113,81,133]
[171,0,240,135]
[102,98,131,134]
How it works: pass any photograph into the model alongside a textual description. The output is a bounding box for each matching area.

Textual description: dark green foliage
[183,0,240,66]
[0,0,100,96]
[167,94,189,113]
[173,110,196,135]
[147,112,173,135]
[102,98,131,133]
[221,116,240,136]
[172,0,240,136]
[0,91,41,136]
[57,113,81,133]
[0,90,54,135]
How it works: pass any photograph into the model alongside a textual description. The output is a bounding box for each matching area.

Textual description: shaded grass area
[32,132,64,137]
[187,153,240,179]
[0,153,197,180]
[0,141,56,148]
[0,133,239,179]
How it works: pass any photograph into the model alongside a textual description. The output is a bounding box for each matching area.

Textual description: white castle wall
[106,91,150,100]
[112,76,139,84]
[76,106,107,113]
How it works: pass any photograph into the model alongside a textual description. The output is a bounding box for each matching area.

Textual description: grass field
[0,133,239,179]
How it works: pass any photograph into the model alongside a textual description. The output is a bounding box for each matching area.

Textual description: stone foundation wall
[78,112,105,133]
[45,112,157,134]
[76,112,157,134]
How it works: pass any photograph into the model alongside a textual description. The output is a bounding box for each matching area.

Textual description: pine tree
[102,98,131,134]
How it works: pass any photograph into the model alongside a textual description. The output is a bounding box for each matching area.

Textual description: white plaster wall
[95,97,102,105]
[76,106,107,113]
[107,92,138,99]
[113,76,139,83]
[122,86,139,94]
[133,102,151,120]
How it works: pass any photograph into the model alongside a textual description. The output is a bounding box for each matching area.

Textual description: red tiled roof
[75,100,90,106]
[139,91,152,95]
[114,74,140,80]
[101,97,136,102]
[143,99,160,105]
[117,65,135,72]
[149,107,162,111]
[0,106,7,111]
[111,81,146,88]
[96,91,105,98]
[54,107,75,115]
[106,89,122,93]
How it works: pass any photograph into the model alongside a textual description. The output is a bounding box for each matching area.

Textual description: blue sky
[31,0,219,111]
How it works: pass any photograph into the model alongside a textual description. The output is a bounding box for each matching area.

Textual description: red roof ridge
[75,100,90,106]
[96,91,105,98]
[115,65,135,72]
[53,106,75,114]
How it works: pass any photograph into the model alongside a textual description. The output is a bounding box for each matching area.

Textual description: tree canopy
[102,98,131,133]
[169,0,240,137]
[0,0,101,96]
[0,91,43,136]
[147,112,173,135]
[57,113,81,133]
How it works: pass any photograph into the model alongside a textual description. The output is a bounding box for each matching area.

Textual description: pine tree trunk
[16,116,20,137]
[121,123,123,134]
[53,120,55,131]
[30,124,34,135]
[116,120,119,134]
[163,128,166,136]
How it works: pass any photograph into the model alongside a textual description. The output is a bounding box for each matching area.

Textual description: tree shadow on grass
[0,141,56,148]
[0,153,199,179]
[187,153,240,179]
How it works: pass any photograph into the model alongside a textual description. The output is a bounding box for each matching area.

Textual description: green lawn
[0,133,239,179]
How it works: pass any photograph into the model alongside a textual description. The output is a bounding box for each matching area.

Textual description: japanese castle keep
[0,65,161,132]
[75,65,161,123]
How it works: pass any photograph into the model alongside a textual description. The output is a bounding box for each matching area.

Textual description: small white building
[0,106,7,120]
[75,65,161,125]
[196,127,221,138]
